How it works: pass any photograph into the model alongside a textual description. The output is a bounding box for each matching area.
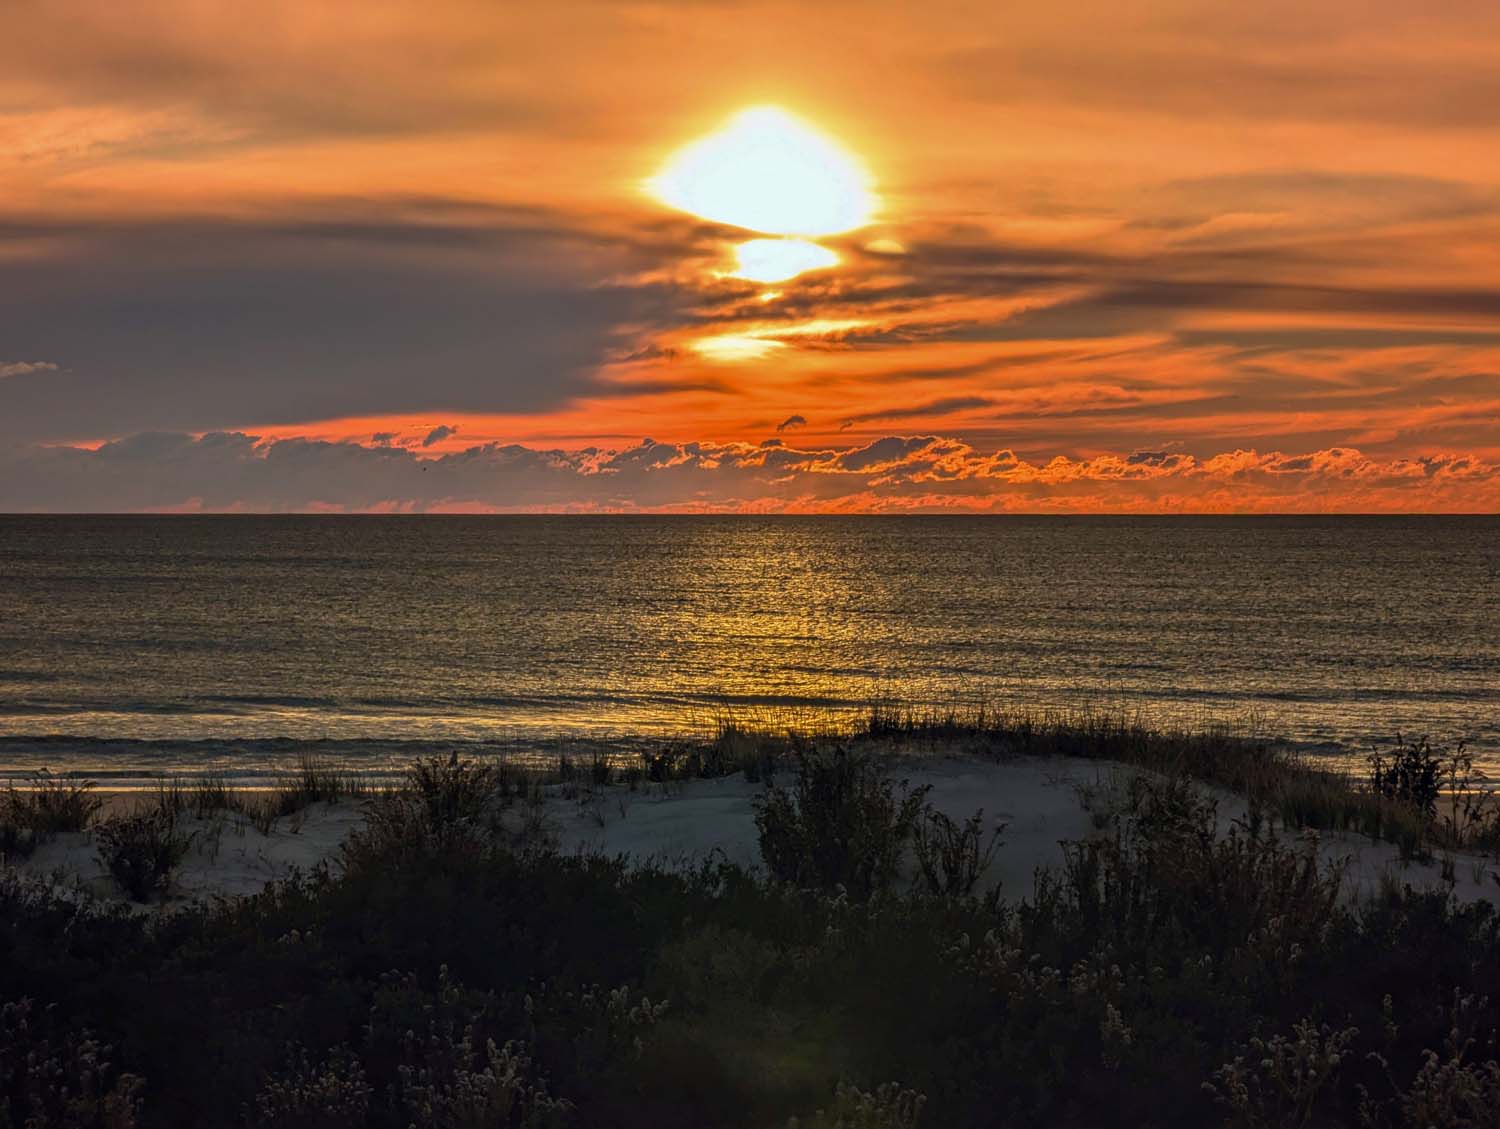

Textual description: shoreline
[0,725,1466,791]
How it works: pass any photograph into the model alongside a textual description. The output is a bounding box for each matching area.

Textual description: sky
[3,0,1500,513]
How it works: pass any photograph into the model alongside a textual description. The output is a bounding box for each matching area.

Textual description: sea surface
[0,515,1496,785]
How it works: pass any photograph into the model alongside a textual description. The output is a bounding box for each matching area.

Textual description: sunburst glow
[690,334,787,362]
[729,238,839,283]
[648,106,876,237]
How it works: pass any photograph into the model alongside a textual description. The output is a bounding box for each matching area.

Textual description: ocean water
[0,515,1496,783]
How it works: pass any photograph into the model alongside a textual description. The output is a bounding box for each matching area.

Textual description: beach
[11,744,1494,911]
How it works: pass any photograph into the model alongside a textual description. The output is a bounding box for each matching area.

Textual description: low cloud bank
[3,431,1496,513]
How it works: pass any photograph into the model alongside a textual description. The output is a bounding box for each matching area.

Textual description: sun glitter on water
[648,105,876,283]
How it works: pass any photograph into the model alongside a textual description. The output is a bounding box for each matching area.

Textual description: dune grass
[702,704,1497,860]
[0,770,104,861]
[149,756,371,834]
[2,770,103,834]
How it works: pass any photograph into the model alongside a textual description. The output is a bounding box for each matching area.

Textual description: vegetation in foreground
[4,743,1500,1128]
[844,705,1500,857]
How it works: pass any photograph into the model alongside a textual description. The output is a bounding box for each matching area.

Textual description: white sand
[16,803,365,906]
[6,755,1494,910]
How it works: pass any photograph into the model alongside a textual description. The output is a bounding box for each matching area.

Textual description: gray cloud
[421,425,458,447]
[0,202,679,445]
[776,414,807,432]
[843,396,993,426]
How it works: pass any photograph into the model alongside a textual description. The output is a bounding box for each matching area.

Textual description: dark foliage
[93,810,195,902]
[5,750,1500,1127]
[1368,736,1446,820]
[754,747,929,898]
[0,996,143,1128]
[0,820,40,863]
[912,808,1005,897]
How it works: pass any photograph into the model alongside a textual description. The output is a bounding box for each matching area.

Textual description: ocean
[1,515,1496,785]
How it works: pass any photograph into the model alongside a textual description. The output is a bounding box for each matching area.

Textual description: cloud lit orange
[0,0,1497,512]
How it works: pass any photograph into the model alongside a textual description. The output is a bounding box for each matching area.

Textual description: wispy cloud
[0,360,57,379]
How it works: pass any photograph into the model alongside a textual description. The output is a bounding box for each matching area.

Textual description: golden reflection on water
[633,520,887,721]
[6,517,1495,777]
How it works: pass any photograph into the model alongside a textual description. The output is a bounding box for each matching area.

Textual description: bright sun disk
[648,106,876,237]
[728,238,839,283]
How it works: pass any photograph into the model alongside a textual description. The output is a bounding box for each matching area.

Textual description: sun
[728,238,839,283]
[648,106,876,237]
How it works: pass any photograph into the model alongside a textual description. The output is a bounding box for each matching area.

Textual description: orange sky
[2,0,1499,511]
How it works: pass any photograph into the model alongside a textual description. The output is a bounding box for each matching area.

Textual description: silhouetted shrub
[1368,736,1444,820]
[93,809,195,901]
[911,808,1004,897]
[341,756,505,869]
[404,755,499,826]
[754,748,929,898]
[0,819,40,862]
[642,747,680,783]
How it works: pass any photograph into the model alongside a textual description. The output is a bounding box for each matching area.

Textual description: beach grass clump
[1,771,103,860]
[727,726,791,784]
[588,750,614,788]
[754,747,929,898]
[2,770,103,837]
[639,742,700,784]
[152,776,189,818]
[709,720,789,783]
[341,755,506,868]
[94,807,196,901]
[143,774,247,828]
[237,755,367,833]
[189,774,236,819]
[404,754,500,826]
[282,754,364,808]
